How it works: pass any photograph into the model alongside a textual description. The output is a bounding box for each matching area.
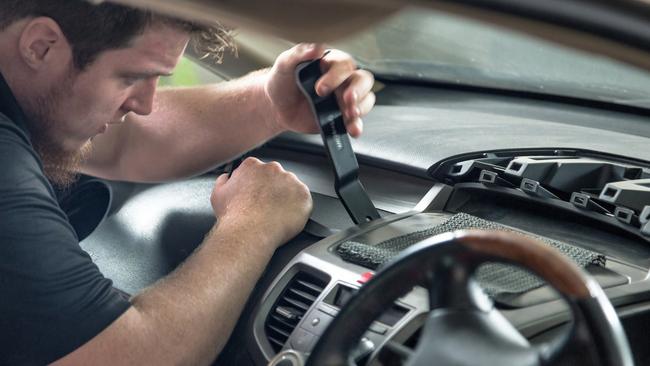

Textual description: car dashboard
[73,85,650,365]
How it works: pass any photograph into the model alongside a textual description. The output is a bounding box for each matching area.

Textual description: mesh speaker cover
[337,213,605,297]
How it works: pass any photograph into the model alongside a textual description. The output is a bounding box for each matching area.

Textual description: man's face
[25,25,189,187]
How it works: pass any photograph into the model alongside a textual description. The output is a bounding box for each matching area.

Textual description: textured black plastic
[295,59,380,224]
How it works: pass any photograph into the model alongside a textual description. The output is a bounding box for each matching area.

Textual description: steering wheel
[305,230,633,366]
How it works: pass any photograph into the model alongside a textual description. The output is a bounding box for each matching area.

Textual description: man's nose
[124,78,157,116]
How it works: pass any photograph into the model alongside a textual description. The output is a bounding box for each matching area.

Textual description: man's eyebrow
[121,70,174,78]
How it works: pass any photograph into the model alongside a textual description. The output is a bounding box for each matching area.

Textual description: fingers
[211,173,229,211]
[346,117,363,138]
[316,50,357,96]
[241,156,263,166]
[235,157,288,177]
[335,74,374,138]
[356,90,376,118]
[316,52,375,138]
[343,90,374,137]
[336,70,375,119]
[275,43,328,74]
[215,173,229,187]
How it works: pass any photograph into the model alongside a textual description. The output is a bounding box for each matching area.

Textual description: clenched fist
[210,157,313,247]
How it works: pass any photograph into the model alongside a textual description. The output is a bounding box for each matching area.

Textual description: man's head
[0,0,234,187]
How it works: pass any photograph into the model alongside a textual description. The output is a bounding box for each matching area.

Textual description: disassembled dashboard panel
[429,149,650,241]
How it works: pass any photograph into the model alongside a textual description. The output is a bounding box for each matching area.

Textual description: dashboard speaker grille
[264,271,327,353]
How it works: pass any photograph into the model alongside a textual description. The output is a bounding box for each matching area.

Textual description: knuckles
[267,161,284,172]
[242,156,262,167]
[218,158,307,199]
[325,49,357,68]
[343,58,357,73]
[357,69,374,81]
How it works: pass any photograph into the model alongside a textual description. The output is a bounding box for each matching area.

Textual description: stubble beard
[22,69,93,189]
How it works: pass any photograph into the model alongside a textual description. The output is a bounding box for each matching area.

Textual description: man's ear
[18,17,71,70]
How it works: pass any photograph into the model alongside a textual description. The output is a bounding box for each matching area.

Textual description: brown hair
[0,0,236,69]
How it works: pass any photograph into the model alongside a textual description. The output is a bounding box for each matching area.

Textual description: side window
[159,57,225,87]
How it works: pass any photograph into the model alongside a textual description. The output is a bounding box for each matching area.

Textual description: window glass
[159,57,225,87]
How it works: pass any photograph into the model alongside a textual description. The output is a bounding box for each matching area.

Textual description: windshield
[333,7,650,109]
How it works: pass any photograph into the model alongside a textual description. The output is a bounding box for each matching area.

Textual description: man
[0,1,375,365]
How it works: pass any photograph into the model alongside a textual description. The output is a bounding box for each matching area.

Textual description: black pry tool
[296,58,380,224]
[226,156,244,178]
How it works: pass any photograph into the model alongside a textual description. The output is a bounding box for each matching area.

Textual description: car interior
[62,1,650,365]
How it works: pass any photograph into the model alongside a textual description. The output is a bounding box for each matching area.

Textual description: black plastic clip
[478,169,515,188]
[449,161,472,177]
[478,170,498,184]
[570,192,590,208]
[296,58,380,224]
[570,192,609,214]
[640,206,650,225]
[614,207,635,225]
[641,206,650,236]
[642,222,650,236]
[519,178,559,199]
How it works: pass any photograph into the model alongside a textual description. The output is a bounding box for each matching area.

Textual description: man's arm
[54,158,313,365]
[80,45,375,182]
[81,70,280,182]
[53,223,275,365]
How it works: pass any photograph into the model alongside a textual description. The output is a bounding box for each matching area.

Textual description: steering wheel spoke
[378,340,415,364]
[426,260,493,313]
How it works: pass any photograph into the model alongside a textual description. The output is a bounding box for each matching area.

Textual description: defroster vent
[265,271,328,353]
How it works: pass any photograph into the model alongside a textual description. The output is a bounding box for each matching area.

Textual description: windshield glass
[333,7,650,109]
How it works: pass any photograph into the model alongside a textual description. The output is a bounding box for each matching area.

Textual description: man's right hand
[210,157,313,246]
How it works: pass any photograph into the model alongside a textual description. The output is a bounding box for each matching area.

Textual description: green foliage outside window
[159,57,223,87]
[159,58,200,87]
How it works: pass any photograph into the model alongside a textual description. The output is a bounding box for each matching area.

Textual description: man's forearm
[53,219,278,366]
[82,69,283,182]
[130,219,277,365]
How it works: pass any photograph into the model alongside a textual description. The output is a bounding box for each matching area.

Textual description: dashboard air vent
[265,271,328,353]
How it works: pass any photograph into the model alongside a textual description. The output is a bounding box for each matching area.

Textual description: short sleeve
[0,122,131,365]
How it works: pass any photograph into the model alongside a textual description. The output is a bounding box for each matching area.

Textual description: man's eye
[122,77,139,86]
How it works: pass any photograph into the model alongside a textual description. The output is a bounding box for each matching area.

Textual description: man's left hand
[264,43,375,138]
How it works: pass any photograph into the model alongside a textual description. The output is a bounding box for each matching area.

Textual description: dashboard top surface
[276,88,650,178]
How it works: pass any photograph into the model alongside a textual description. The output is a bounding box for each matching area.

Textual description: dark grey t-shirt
[0,74,130,365]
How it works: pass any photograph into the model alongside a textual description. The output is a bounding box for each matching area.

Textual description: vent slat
[267,324,291,338]
[288,288,317,302]
[271,314,298,328]
[267,335,285,348]
[264,271,328,354]
[296,279,324,293]
[283,297,310,311]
